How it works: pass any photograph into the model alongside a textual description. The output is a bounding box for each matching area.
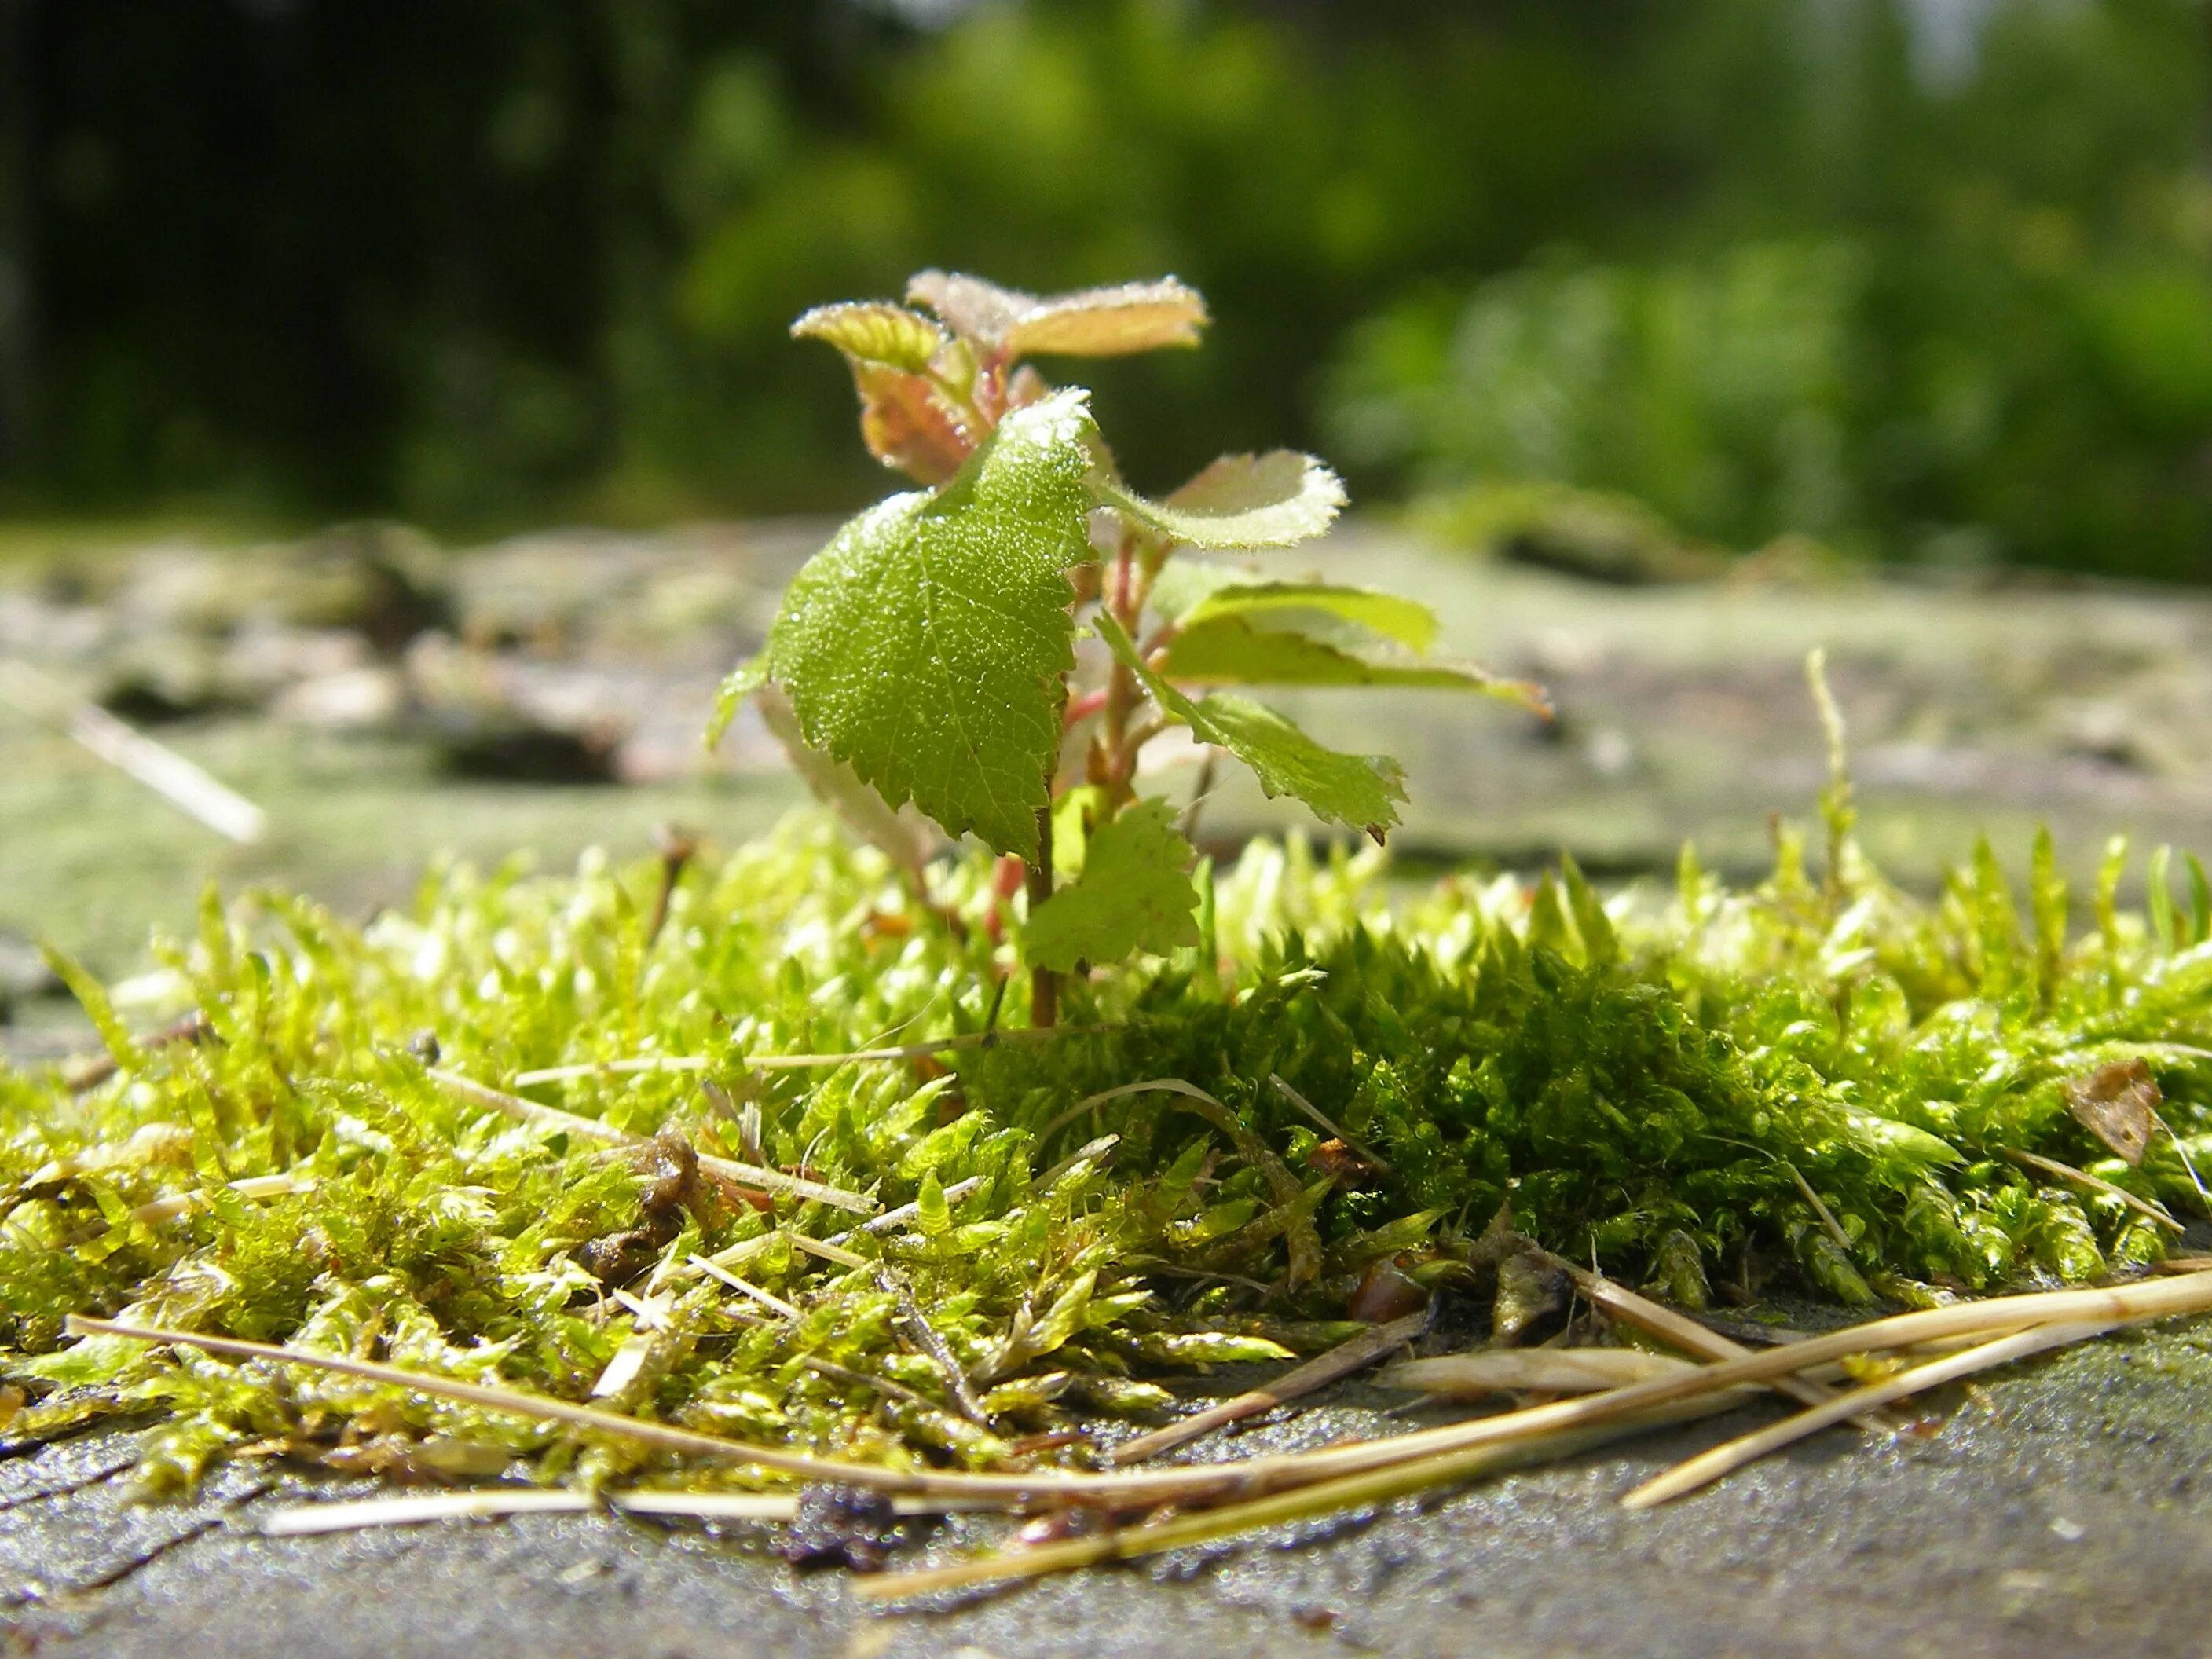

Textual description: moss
[5,804,2211,1492]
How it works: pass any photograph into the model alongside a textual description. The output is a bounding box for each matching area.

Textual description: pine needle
[1621,1319,2114,1509]
[427,1067,879,1214]
[1108,1308,1430,1464]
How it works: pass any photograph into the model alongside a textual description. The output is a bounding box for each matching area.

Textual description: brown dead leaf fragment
[2063,1058,2160,1165]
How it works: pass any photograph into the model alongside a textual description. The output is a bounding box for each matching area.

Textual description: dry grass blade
[1997,1146,2182,1232]
[1035,1077,1221,1148]
[511,1026,1111,1086]
[261,1487,987,1536]
[426,1068,878,1214]
[1621,1318,2114,1510]
[863,1396,1742,1602]
[1380,1349,1702,1398]
[129,1173,314,1225]
[0,659,267,844]
[1551,1256,1893,1430]
[72,1269,2212,1523]
[261,1490,599,1534]
[1109,1309,1430,1465]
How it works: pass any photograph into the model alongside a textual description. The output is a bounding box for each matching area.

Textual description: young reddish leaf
[851,363,976,485]
[1097,615,1406,842]
[1005,279,1209,358]
[1026,797,1200,972]
[1159,617,1551,712]
[905,270,1035,351]
[790,302,951,374]
[764,390,1099,859]
[1097,451,1346,548]
[907,270,1209,358]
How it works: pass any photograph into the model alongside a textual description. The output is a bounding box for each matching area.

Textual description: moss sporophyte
[5,276,2212,1554]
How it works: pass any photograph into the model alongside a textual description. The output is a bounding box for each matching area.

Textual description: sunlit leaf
[907,269,1208,358]
[764,390,1099,858]
[1158,577,1438,650]
[1097,451,1345,548]
[851,362,976,485]
[789,302,951,374]
[1027,798,1201,972]
[755,682,937,875]
[1005,279,1209,357]
[1159,617,1549,711]
[1098,614,1405,842]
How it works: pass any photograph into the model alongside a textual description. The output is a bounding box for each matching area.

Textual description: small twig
[1028,804,1058,1030]
[688,1254,803,1321]
[1109,1307,1430,1464]
[1998,1145,2183,1232]
[0,660,266,844]
[1179,748,1218,843]
[785,1232,870,1271]
[129,1172,314,1225]
[1782,1159,1854,1252]
[878,1263,991,1427]
[830,1175,989,1243]
[1268,1073,1390,1174]
[643,823,698,949]
[507,1024,1111,1088]
[64,1010,214,1094]
[1035,1133,1119,1192]
[1035,1076,1221,1150]
[800,1355,939,1414]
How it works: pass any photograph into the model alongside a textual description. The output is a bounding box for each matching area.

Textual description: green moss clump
[4,809,2210,1493]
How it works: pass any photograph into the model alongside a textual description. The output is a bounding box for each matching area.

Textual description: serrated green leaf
[1098,614,1405,841]
[1026,798,1201,972]
[763,390,1098,858]
[1162,578,1438,650]
[755,682,935,874]
[1097,451,1346,549]
[1159,616,1548,710]
[789,302,950,373]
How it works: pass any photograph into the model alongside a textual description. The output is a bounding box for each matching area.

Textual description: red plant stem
[1027,804,1057,1028]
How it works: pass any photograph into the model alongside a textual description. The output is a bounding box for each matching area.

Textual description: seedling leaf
[1098,615,1405,841]
[1160,617,1549,710]
[764,389,1099,858]
[1160,578,1439,650]
[790,302,951,374]
[907,270,1208,358]
[1027,798,1201,972]
[755,682,936,875]
[1098,452,1346,548]
[851,362,975,484]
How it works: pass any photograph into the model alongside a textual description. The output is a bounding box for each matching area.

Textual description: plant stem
[1028,804,1057,1027]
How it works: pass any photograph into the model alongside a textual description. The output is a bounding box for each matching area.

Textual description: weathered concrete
[5,1320,2211,1659]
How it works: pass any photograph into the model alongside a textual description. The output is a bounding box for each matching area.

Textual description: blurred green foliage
[4,1,2210,577]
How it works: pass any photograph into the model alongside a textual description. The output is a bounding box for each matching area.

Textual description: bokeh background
[7,0,2212,998]
[6,0,2212,577]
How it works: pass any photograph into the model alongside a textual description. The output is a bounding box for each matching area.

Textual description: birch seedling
[713,270,1543,1022]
